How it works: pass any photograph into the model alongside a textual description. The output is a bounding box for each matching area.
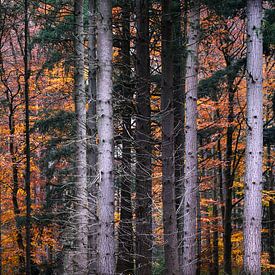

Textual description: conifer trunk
[97,0,115,273]
[87,0,97,273]
[182,1,199,274]
[173,0,186,266]
[135,0,152,274]
[74,0,88,273]
[117,1,134,273]
[161,1,180,274]
[223,79,234,275]
[244,0,263,274]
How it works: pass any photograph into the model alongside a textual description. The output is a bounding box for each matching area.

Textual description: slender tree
[173,0,187,266]
[97,0,115,273]
[73,0,89,272]
[244,0,263,274]
[182,1,200,274]
[223,76,235,275]
[135,0,152,274]
[117,1,134,273]
[161,0,180,273]
[87,0,98,273]
[24,0,31,273]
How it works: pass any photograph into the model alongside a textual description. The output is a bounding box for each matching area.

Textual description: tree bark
[87,0,98,273]
[182,1,199,274]
[135,0,152,274]
[74,0,89,273]
[212,159,219,275]
[97,0,115,273]
[24,0,31,273]
[117,1,134,273]
[161,0,180,274]
[223,79,234,275]
[173,0,187,267]
[244,0,263,274]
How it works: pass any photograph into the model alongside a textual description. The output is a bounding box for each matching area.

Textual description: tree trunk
[212,160,219,275]
[244,0,263,274]
[173,0,187,267]
[223,79,234,275]
[182,1,199,274]
[24,0,31,273]
[161,1,180,274]
[135,0,152,274]
[97,0,115,273]
[87,0,98,273]
[117,1,134,273]
[74,0,88,273]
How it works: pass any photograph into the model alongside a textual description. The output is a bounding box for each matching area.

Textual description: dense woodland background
[0,0,274,274]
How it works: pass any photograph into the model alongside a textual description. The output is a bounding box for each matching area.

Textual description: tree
[135,0,153,274]
[73,0,89,272]
[244,0,263,274]
[161,0,180,273]
[182,1,200,274]
[116,1,135,273]
[24,0,32,273]
[96,0,115,273]
[87,0,98,273]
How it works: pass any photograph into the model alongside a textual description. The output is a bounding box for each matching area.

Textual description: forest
[0,0,274,274]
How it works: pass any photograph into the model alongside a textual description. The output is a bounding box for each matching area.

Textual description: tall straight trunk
[244,0,263,274]
[87,0,97,273]
[173,0,187,266]
[217,136,225,222]
[117,1,134,274]
[161,1,180,274]
[212,162,219,275]
[97,0,115,273]
[24,0,31,273]
[223,80,234,275]
[135,0,152,274]
[182,1,199,274]
[74,0,88,273]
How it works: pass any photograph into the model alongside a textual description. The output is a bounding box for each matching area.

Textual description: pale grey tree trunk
[96,0,115,274]
[244,0,263,274]
[87,0,97,273]
[161,0,180,274]
[73,0,89,273]
[182,1,199,274]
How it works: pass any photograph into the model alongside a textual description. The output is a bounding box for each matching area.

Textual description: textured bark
[182,1,199,274]
[87,0,97,273]
[135,0,152,274]
[161,0,180,274]
[173,0,186,266]
[212,160,219,275]
[24,0,31,273]
[223,80,234,275]
[97,0,115,273]
[74,0,89,273]
[244,1,263,274]
[116,1,134,273]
